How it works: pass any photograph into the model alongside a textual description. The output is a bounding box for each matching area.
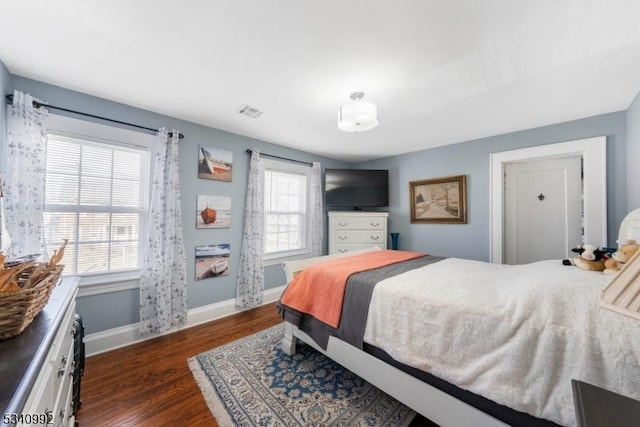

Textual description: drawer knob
[338,222,348,227]
[371,222,380,227]
[338,236,348,240]
[370,236,380,240]
[339,249,348,253]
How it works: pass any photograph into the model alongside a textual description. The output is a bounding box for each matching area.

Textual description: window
[262,159,311,261]
[43,115,151,278]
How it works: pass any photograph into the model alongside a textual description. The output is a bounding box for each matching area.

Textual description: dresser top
[328,211,389,217]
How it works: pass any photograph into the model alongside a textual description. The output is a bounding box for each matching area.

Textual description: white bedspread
[363,258,640,426]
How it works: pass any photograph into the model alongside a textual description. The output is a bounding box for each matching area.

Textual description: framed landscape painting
[410,175,467,223]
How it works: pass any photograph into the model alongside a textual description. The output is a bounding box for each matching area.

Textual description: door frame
[489,136,607,264]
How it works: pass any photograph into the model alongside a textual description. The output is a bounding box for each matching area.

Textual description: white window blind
[263,162,309,258]
[44,134,148,275]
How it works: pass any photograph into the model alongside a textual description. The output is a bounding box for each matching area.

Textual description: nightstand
[572,379,640,427]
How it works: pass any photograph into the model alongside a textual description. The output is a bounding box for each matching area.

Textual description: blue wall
[627,91,640,211]
[357,112,628,261]
[0,60,9,172]
[9,76,349,334]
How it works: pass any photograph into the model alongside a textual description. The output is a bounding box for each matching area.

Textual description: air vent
[236,104,263,118]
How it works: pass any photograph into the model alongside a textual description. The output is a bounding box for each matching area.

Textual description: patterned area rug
[188,323,416,426]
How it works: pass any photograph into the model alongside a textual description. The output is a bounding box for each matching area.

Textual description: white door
[504,156,582,264]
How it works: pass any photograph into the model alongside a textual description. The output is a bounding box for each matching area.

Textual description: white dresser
[328,211,389,254]
[1,277,80,427]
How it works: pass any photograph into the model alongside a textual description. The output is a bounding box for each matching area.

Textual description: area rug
[188,323,415,426]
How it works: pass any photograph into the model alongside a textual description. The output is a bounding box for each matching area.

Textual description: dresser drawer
[333,230,385,244]
[332,243,383,253]
[49,303,76,405]
[52,343,75,427]
[330,216,386,230]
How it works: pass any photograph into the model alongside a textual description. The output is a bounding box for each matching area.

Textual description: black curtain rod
[246,149,313,166]
[5,94,184,139]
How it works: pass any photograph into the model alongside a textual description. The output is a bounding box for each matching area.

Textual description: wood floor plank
[76,303,436,426]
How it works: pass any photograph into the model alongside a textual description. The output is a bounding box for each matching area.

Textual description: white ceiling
[1,1,640,162]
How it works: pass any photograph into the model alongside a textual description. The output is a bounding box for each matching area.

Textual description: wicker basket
[0,264,64,340]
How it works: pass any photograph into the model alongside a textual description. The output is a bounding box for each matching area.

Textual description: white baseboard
[84,285,286,357]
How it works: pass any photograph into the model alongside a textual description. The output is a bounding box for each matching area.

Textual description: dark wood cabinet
[572,379,640,427]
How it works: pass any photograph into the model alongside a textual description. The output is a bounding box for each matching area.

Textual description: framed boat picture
[195,243,230,280]
[198,145,233,182]
[196,195,231,229]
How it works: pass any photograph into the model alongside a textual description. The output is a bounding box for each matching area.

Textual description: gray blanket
[279,255,443,350]
[338,255,443,349]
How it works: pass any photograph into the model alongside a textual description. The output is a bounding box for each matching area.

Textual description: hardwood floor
[76,303,437,426]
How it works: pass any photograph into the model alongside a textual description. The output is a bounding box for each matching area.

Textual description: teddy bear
[568,244,608,272]
[602,239,639,275]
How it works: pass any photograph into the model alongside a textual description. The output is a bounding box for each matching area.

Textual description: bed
[277,209,640,427]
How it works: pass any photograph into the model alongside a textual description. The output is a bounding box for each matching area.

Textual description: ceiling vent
[236,104,263,118]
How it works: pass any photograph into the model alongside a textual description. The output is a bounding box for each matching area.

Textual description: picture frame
[196,195,231,229]
[410,175,467,223]
[198,145,233,182]
[195,243,231,280]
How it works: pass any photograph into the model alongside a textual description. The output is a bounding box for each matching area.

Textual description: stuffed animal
[565,244,608,271]
[603,239,639,275]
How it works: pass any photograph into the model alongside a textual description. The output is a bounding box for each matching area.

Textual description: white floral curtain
[139,128,187,334]
[3,90,48,259]
[307,161,323,257]
[236,149,264,309]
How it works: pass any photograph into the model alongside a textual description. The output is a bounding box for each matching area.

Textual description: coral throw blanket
[280,250,424,328]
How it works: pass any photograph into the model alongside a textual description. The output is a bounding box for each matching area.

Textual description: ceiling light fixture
[337,91,378,132]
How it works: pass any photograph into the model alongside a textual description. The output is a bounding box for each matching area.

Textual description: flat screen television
[324,169,389,209]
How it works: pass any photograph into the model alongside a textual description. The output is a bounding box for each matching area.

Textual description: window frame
[260,158,312,265]
[45,114,156,287]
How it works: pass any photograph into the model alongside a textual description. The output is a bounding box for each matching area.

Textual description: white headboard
[618,208,640,243]
[601,208,640,320]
